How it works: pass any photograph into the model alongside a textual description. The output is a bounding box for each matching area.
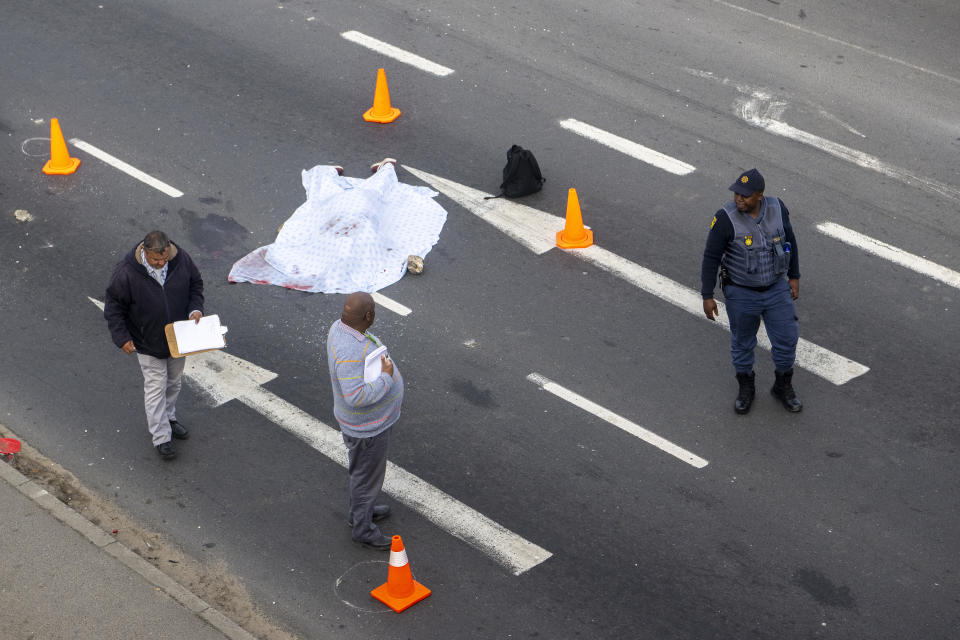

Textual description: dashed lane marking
[528,373,709,468]
[403,166,870,386]
[372,292,412,316]
[341,31,455,77]
[69,139,184,198]
[558,119,696,176]
[817,222,960,290]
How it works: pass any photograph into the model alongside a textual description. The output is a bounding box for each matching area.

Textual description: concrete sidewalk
[0,458,255,640]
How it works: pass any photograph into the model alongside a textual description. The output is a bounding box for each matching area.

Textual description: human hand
[789,279,799,300]
[121,340,136,354]
[189,311,202,323]
[381,355,394,377]
[703,298,718,321]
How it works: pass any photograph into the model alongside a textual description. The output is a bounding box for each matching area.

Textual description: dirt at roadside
[0,424,299,640]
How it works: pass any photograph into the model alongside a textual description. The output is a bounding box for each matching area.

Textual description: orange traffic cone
[42,118,81,175]
[556,188,593,249]
[370,535,431,613]
[363,68,402,123]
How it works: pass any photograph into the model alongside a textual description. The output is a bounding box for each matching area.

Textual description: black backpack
[486,145,545,199]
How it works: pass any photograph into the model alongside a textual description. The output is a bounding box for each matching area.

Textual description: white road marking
[69,139,184,198]
[817,222,960,290]
[372,292,412,316]
[189,350,550,576]
[710,0,960,87]
[341,31,455,77]
[527,373,708,468]
[403,166,870,386]
[92,294,551,576]
[558,119,696,176]
[736,93,960,204]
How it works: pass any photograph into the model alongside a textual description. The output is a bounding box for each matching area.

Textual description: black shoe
[771,368,803,412]
[734,371,756,415]
[353,533,392,551]
[156,441,176,460]
[170,420,189,440]
[347,504,391,527]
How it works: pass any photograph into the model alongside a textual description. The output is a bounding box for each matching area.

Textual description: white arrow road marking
[341,31,455,77]
[528,373,709,468]
[184,350,551,576]
[817,222,960,290]
[402,166,869,386]
[91,294,551,575]
[69,139,184,198]
[558,119,696,176]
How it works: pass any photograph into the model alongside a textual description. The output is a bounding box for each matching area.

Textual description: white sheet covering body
[228,164,447,293]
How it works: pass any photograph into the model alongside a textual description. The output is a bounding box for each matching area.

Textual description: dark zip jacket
[104,242,204,358]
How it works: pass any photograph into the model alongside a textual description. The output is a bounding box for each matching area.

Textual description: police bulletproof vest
[721,197,790,287]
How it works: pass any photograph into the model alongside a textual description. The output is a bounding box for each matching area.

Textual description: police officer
[701,169,803,414]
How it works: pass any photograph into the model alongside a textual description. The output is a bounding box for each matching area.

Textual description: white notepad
[172,314,228,354]
[363,345,389,383]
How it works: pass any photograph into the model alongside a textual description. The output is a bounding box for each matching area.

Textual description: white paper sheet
[172,314,227,354]
[363,345,389,383]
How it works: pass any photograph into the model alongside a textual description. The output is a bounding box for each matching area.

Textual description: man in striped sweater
[326,292,404,550]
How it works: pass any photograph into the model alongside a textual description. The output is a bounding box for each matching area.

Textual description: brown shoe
[370,158,397,173]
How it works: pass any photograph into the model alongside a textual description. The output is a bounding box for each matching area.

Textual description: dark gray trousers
[342,428,390,542]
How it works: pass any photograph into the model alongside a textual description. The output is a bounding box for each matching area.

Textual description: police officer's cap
[729,169,765,196]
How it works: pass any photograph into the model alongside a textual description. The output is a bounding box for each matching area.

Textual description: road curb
[0,457,258,640]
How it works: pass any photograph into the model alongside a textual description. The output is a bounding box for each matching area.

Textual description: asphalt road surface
[2,1,958,638]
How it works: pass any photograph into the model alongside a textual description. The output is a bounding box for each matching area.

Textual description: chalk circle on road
[334,560,395,613]
[21,137,51,157]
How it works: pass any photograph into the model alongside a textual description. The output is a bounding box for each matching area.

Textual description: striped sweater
[326,319,404,438]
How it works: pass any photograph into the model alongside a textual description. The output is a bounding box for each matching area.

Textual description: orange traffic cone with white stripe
[556,187,593,249]
[370,535,431,613]
[363,68,402,123]
[42,118,81,175]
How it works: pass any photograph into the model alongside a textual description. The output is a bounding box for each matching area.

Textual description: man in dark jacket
[105,230,204,459]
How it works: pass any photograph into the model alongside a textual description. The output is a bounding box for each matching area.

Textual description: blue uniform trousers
[723,279,798,374]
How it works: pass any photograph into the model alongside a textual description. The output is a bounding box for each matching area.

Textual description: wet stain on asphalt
[451,378,498,408]
[178,208,249,258]
[793,568,856,609]
[199,195,235,212]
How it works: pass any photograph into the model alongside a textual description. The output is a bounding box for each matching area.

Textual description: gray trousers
[342,428,391,542]
[136,353,186,446]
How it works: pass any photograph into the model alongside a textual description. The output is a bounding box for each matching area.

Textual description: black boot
[771,368,803,412]
[734,371,756,414]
